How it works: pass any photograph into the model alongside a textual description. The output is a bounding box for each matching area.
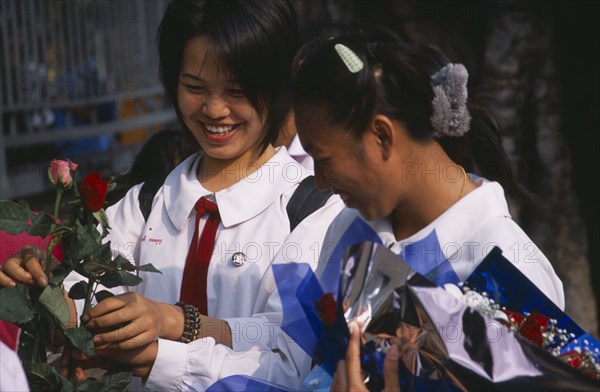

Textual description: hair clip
[334,43,364,73]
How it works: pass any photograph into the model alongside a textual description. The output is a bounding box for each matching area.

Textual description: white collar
[287,134,307,157]
[369,176,511,258]
[163,147,307,232]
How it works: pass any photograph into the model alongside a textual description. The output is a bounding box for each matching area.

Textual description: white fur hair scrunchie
[430,63,471,138]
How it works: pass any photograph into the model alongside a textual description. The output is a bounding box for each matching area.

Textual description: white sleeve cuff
[144,338,191,391]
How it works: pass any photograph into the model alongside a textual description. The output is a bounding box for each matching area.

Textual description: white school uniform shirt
[0,341,29,391]
[317,175,565,310]
[65,147,344,390]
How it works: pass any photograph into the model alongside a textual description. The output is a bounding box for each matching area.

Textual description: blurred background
[1,0,598,336]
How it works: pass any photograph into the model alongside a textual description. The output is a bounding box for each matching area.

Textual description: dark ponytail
[437,98,535,203]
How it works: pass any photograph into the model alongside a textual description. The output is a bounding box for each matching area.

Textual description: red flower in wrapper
[518,312,550,347]
[563,351,581,369]
[500,307,598,380]
[315,293,337,325]
[560,350,600,380]
[79,173,109,212]
[501,309,524,325]
[449,284,600,382]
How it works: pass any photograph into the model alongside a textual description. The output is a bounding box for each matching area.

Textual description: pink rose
[48,160,78,188]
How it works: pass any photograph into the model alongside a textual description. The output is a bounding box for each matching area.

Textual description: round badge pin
[231,252,247,267]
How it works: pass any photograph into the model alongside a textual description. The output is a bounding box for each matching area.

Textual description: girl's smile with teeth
[177,36,266,161]
[204,123,238,134]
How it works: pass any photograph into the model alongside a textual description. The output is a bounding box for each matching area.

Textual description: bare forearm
[159,303,232,348]
[198,315,232,348]
[159,303,186,341]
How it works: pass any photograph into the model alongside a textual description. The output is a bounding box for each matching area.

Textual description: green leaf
[98,271,121,289]
[99,270,142,288]
[96,243,113,264]
[19,198,31,213]
[0,287,34,324]
[137,263,162,274]
[27,211,55,237]
[83,259,115,275]
[83,247,136,275]
[93,209,111,231]
[64,326,95,356]
[114,255,135,271]
[16,280,31,299]
[97,271,123,288]
[0,200,29,234]
[68,281,88,300]
[21,200,34,225]
[77,378,104,392]
[23,362,68,391]
[38,305,57,348]
[81,244,114,275]
[118,271,143,286]
[39,284,70,327]
[17,331,37,362]
[95,290,115,303]
[59,375,75,392]
[50,264,73,285]
[100,366,132,391]
[82,261,111,275]
[70,221,101,262]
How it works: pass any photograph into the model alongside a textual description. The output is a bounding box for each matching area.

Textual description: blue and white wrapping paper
[407,279,599,391]
[229,216,600,391]
[206,375,291,392]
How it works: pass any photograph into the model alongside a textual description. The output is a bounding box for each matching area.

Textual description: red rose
[315,293,337,325]
[502,309,525,326]
[518,312,550,347]
[561,351,581,369]
[79,173,109,212]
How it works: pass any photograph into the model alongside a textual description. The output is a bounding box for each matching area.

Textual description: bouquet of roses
[0,160,160,391]
[337,242,599,391]
[272,215,600,391]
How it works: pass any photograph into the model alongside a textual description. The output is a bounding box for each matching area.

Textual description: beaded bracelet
[175,301,201,343]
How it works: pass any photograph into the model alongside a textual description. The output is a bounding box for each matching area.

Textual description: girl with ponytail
[293,29,564,307]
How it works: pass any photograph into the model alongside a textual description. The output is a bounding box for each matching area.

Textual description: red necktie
[180,197,220,314]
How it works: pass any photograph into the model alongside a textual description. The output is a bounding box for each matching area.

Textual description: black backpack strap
[138,173,168,222]
[286,175,334,232]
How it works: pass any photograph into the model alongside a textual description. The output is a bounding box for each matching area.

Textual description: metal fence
[1,0,176,199]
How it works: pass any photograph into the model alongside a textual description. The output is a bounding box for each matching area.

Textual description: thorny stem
[33,188,63,364]
[31,314,43,363]
[45,188,63,277]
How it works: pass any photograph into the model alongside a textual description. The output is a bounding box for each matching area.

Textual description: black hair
[292,30,532,203]
[128,129,198,185]
[105,129,198,206]
[157,0,301,154]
